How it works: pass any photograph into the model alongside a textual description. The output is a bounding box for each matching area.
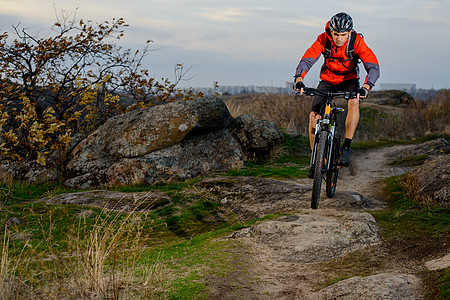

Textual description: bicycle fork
[310,122,321,170]
[310,109,342,174]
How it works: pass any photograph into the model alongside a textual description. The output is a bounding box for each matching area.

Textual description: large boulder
[64,98,283,188]
[67,97,234,164]
[232,114,284,159]
[403,154,450,206]
[387,138,450,206]
[368,90,414,106]
[387,138,450,162]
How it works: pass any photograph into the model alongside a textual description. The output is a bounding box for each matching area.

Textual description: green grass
[224,155,310,179]
[280,131,310,151]
[0,179,283,298]
[388,154,428,166]
[138,213,284,299]
[0,181,77,205]
[108,179,201,193]
[370,176,449,299]
[0,202,146,256]
[352,133,450,150]
[372,176,450,240]
[438,268,450,300]
[224,159,306,178]
[222,133,311,179]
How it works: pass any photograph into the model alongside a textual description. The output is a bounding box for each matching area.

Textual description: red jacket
[295,22,380,88]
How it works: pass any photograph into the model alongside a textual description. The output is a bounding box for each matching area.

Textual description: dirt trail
[205,145,425,299]
[339,145,414,198]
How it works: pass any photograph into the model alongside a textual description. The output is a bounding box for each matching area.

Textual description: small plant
[57,207,148,299]
[0,228,19,299]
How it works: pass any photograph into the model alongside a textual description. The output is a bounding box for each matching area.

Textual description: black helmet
[329,12,353,32]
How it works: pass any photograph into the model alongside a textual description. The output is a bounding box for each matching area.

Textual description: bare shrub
[405,89,450,137]
[0,10,203,166]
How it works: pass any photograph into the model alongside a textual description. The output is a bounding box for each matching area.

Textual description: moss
[388,154,428,166]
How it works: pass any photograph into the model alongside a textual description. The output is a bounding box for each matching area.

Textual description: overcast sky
[1,0,449,89]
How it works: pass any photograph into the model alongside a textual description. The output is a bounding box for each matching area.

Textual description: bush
[0,10,203,165]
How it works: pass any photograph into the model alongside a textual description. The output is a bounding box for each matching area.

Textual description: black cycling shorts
[311,79,360,113]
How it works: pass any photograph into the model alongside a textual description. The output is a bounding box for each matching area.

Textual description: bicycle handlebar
[301,87,357,100]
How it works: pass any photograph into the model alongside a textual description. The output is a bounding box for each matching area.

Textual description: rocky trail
[201,144,448,300]
[44,140,449,299]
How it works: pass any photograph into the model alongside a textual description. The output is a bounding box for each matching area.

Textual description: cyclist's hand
[294,81,305,94]
[358,87,369,99]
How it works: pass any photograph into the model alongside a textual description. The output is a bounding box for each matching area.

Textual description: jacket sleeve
[355,35,380,88]
[295,34,325,79]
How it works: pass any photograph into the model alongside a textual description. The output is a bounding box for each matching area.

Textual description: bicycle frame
[302,87,357,208]
[307,89,352,173]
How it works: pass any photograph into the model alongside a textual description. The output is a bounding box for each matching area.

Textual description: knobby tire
[326,136,340,198]
[311,130,328,209]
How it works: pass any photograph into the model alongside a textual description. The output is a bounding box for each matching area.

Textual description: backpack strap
[347,31,364,63]
[346,31,357,60]
[323,28,332,59]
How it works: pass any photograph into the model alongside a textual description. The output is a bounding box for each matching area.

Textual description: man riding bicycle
[294,12,380,178]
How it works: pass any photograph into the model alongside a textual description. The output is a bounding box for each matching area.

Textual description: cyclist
[294,12,380,177]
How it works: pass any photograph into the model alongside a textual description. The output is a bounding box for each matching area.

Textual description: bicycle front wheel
[326,136,340,198]
[311,130,328,209]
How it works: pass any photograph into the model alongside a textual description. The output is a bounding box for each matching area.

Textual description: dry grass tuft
[1,198,172,299]
[224,94,311,136]
[223,90,450,141]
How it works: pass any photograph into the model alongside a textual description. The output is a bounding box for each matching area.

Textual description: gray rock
[65,128,245,189]
[368,90,414,106]
[67,98,234,174]
[64,98,285,188]
[45,190,171,212]
[320,273,422,300]
[387,138,450,162]
[64,98,243,188]
[425,252,450,271]
[232,210,379,263]
[404,155,450,206]
[0,159,60,184]
[232,114,284,159]
[195,176,310,221]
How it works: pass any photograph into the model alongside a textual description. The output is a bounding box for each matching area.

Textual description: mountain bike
[303,87,357,209]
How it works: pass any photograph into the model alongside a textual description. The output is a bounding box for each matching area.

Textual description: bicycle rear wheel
[311,130,328,209]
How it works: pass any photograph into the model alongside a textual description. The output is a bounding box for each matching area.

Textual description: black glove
[358,87,369,98]
[294,81,305,90]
